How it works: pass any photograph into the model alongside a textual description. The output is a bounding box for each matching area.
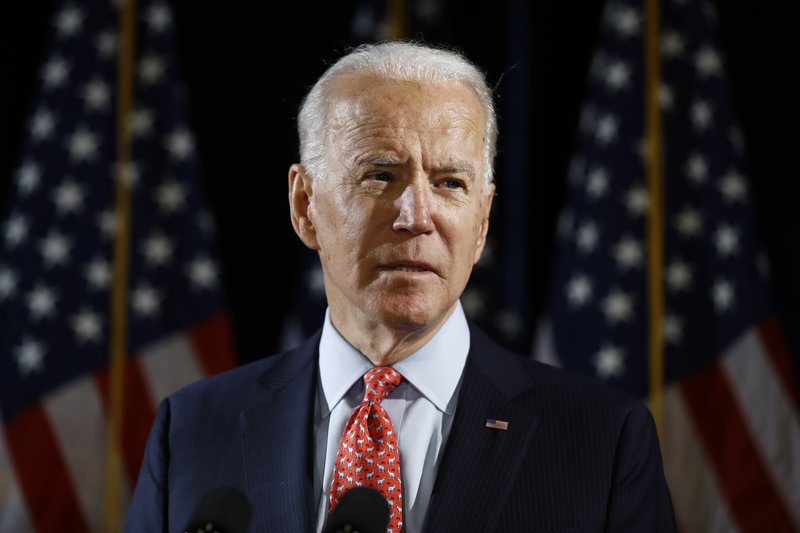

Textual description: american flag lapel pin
[485,419,509,431]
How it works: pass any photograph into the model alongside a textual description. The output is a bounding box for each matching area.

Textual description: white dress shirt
[313,302,471,532]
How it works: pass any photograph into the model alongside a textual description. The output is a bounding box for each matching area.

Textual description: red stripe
[757,317,800,410]
[4,405,90,532]
[94,358,157,489]
[680,360,796,532]
[188,312,237,375]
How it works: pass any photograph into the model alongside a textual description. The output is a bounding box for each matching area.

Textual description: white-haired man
[127,41,675,532]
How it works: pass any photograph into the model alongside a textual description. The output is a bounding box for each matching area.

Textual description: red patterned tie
[329,367,403,532]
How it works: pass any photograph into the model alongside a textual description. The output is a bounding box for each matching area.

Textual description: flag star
[15,338,46,376]
[187,257,218,288]
[692,100,714,130]
[42,57,70,88]
[0,267,18,300]
[594,345,626,379]
[146,4,172,31]
[72,309,103,343]
[98,210,117,239]
[586,168,609,198]
[566,274,593,307]
[604,61,631,90]
[659,85,674,110]
[143,233,174,266]
[664,315,683,344]
[461,288,486,318]
[712,279,735,312]
[695,46,722,77]
[54,6,84,36]
[16,162,42,194]
[685,154,708,184]
[116,161,140,188]
[40,231,72,266]
[666,260,693,291]
[155,180,187,213]
[132,285,162,317]
[625,187,648,216]
[661,30,685,58]
[307,265,325,295]
[613,237,642,269]
[715,225,740,256]
[602,290,633,323]
[67,127,99,162]
[494,310,522,339]
[85,258,111,290]
[27,285,58,320]
[719,171,747,203]
[130,108,155,138]
[30,109,56,141]
[82,79,111,111]
[139,55,165,85]
[96,31,117,59]
[53,180,85,214]
[576,221,600,253]
[595,114,618,144]
[4,214,29,247]
[675,208,703,237]
[165,129,195,160]
[609,6,640,37]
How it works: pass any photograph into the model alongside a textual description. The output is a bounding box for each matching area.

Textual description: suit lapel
[240,333,320,533]
[424,326,540,532]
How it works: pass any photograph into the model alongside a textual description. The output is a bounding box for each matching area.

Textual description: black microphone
[183,487,252,533]
[322,486,390,533]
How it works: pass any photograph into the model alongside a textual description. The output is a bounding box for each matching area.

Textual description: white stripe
[139,334,204,403]
[43,377,129,533]
[721,328,800,527]
[0,429,36,533]
[662,386,738,533]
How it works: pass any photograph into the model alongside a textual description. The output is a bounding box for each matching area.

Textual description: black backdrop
[2,1,798,370]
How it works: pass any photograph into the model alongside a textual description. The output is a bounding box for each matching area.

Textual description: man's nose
[392,182,434,234]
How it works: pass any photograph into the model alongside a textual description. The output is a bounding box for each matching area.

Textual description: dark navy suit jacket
[126,324,676,532]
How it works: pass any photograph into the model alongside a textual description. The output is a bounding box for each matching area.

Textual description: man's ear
[288,163,320,250]
[472,182,495,265]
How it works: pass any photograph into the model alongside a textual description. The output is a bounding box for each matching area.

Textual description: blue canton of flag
[0,1,235,531]
[536,0,800,531]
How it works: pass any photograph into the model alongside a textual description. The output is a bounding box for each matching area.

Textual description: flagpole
[105,0,137,529]
[386,0,408,41]
[644,0,665,439]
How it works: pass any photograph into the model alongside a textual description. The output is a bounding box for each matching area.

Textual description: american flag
[535,0,800,530]
[0,1,235,531]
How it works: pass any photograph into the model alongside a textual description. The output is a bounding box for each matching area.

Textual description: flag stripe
[189,313,236,375]
[662,387,737,533]
[722,329,800,527]
[44,376,111,533]
[94,360,156,489]
[0,431,36,533]
[680,361,796,532]
[139,334,205,403]
[4,405,91,533]
[757,318,800,410]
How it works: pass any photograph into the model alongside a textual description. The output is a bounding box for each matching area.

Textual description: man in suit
[126,41,675,532]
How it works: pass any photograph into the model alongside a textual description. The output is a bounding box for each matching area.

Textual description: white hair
[297,41,497,186]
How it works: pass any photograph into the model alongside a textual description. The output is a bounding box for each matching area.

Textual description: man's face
[297,74,494,333]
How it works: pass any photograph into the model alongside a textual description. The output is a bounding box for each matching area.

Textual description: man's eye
[369,172,393,182]
[439,179,465,190]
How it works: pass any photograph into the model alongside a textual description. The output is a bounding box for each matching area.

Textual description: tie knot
[363,367,402,404]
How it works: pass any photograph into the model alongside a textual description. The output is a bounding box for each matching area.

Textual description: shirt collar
[318,301,470,417]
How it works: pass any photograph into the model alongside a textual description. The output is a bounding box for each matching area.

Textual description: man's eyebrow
[437,161,476,178]
[356,155,403,167]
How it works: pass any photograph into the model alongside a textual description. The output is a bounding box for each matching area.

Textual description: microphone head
[323,486,390,533]
[183,486,252,533]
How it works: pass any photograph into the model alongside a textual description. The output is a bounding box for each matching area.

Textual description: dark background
[2,0,798,369]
